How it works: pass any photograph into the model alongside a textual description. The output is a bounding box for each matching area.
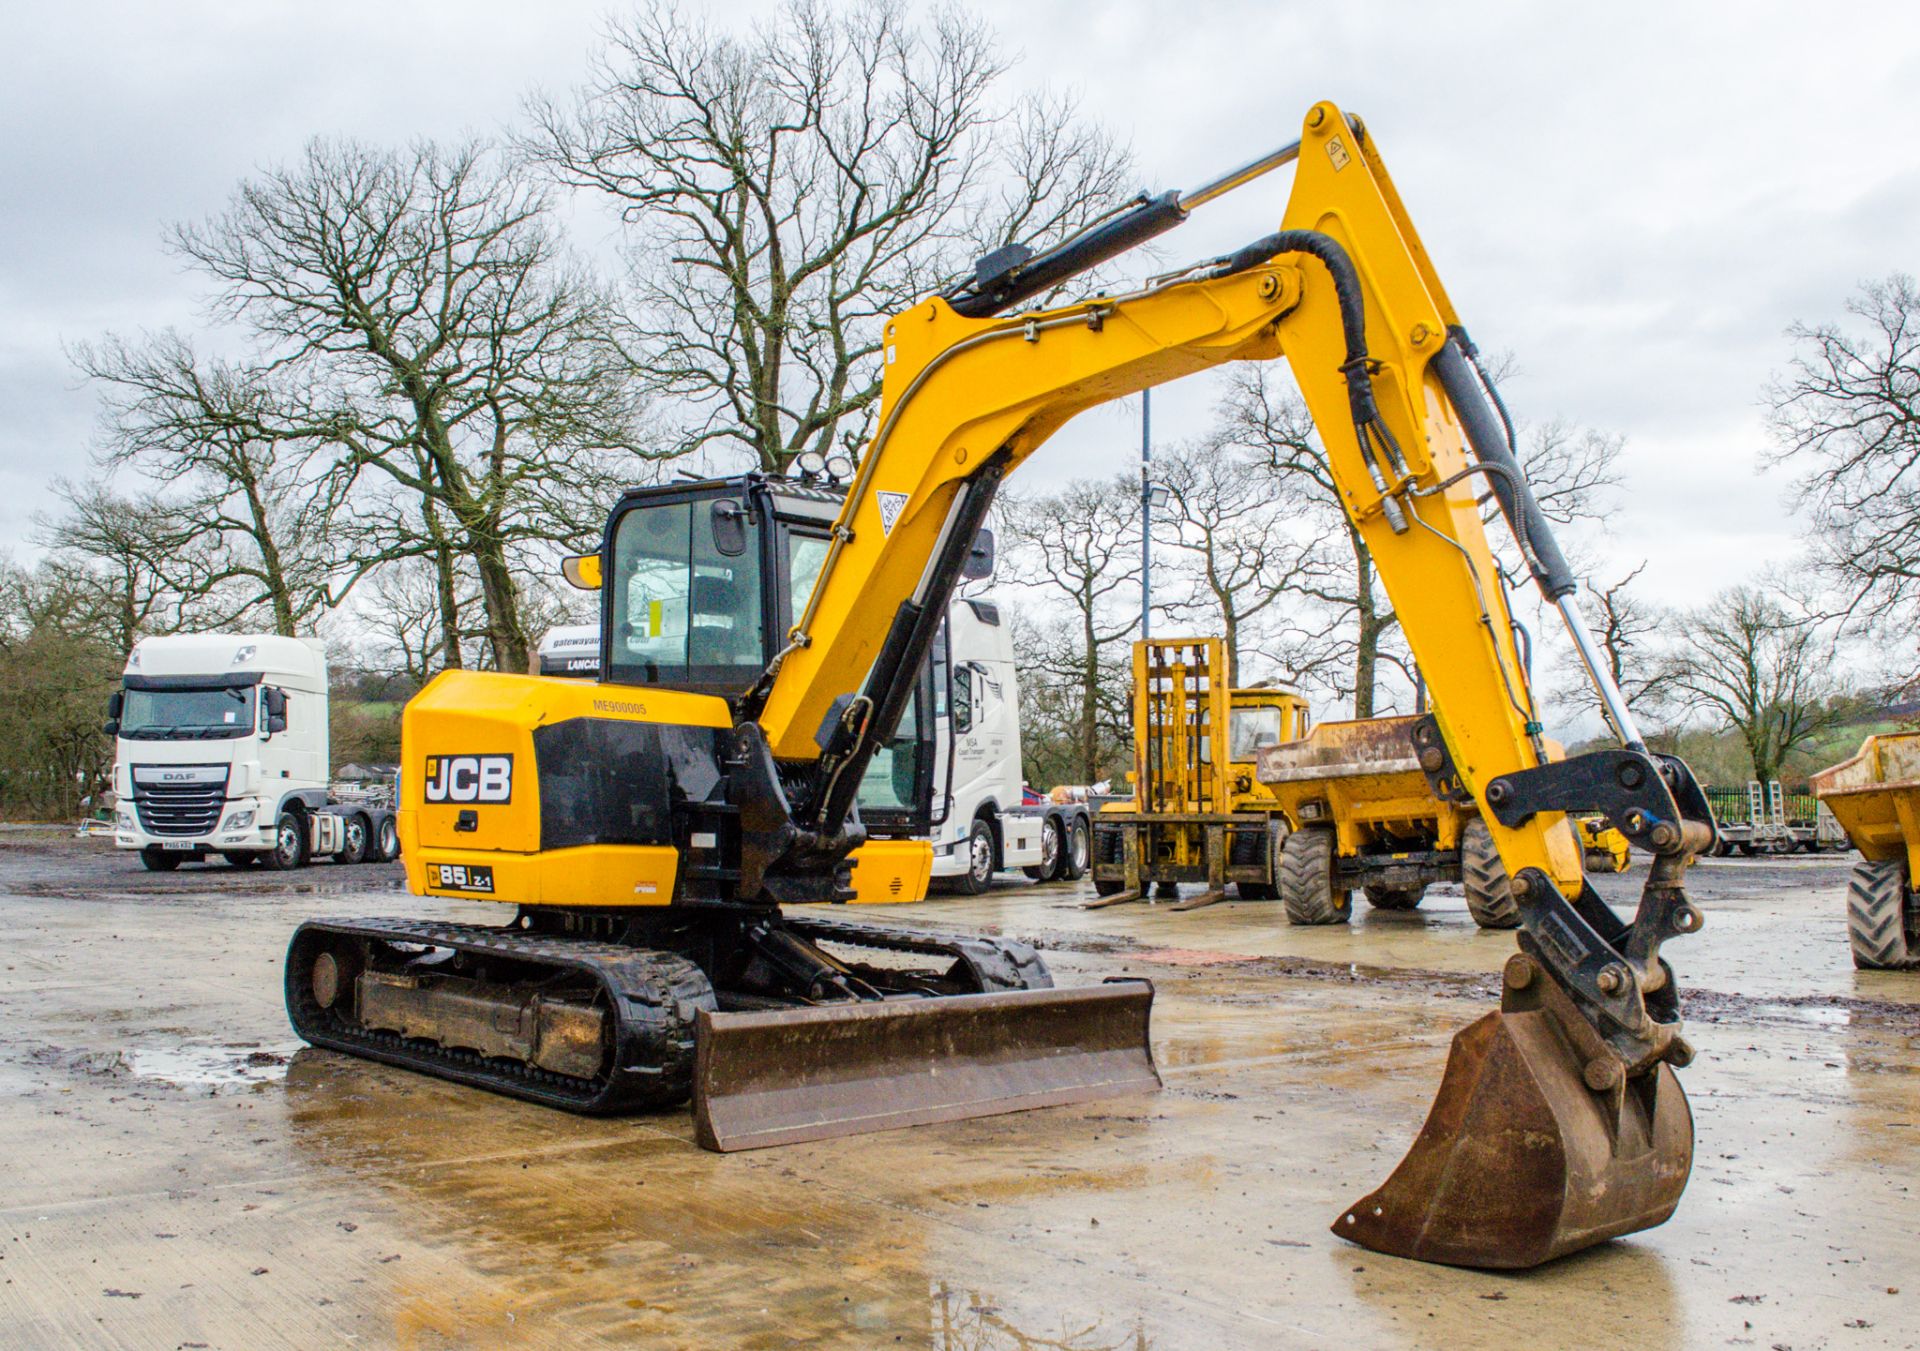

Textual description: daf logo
[423,754,513,804]
[162,772,196,782]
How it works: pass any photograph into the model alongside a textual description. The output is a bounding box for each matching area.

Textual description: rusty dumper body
[1254,714,1521,927]
[1812,730,1920,968]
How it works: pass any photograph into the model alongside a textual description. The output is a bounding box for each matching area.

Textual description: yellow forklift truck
[1089,638,1308,910]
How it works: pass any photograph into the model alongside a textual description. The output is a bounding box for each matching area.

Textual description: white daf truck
[106,634,399,872]
[535,596,1091,892]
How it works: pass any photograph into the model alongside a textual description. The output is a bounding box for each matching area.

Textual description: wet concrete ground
[0,829,1915,1349]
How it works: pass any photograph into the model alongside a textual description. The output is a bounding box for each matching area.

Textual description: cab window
[1229,706,1284,761]
[608,499,765,688]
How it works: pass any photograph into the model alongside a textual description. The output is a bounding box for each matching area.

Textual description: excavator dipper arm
[743,100,1714,1268]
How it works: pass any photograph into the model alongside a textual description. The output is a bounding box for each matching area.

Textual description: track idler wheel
[1335,953,1693,1268]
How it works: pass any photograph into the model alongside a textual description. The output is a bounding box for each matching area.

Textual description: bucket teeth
[1334,1007,1693,1269]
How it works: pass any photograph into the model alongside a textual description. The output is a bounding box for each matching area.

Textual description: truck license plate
[161,841,198,851]
[428,863,494,894]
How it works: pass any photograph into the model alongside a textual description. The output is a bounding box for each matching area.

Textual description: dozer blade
[692,981,1159,1151]
[1335,957,1693,1269]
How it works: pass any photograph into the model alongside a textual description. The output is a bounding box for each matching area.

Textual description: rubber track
[286,918,713,1114]
[787,915,1053,992]
[288,915,1052,1113]
[1847,858,1917,970]
[1460,817,1519,930]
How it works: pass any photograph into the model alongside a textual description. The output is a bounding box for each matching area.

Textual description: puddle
[128,1043,295,1087]
[26,1041,296,1090]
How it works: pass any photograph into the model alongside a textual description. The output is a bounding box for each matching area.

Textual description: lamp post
[1140,391,1169,640]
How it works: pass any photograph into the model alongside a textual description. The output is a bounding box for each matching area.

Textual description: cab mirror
[263,687,289,735]
[710,499,748,557]
[963,527,994,581]
[106,690,124,719]
[561,553,603,590]
[103,720,120,737]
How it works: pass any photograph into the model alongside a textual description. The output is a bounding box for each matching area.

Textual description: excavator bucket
[1336,955,1693,1268]
[692,981,1159,1151]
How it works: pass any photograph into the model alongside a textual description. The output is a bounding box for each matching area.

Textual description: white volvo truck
[536,597,1090,893]
[856,595,1091,892]
[106,634,399,871]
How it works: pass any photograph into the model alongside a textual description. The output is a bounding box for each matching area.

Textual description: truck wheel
[139,846,183,872]
[1461,818,1519,929]
[1279,827,1350,925]
[955,817,996,895]
[338,814,371,866]
[1060,816,1089,881]
[1024,815,1063,882]
[1847,858,1919,970]
[1365,884,1425,910]
[264,810,310,871]
[375,815,400,862]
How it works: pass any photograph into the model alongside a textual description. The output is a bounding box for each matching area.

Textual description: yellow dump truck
[1811,730,1920,969]
[1089,638,1307,909]
[1254,714,1523,927]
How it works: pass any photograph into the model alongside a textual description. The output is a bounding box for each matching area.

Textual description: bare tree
[1552,562,1670,722]
[35,478,202,652]
[1667,586,1852,784]
[71,332,332,635]
[1151,434,1322,688]
[1217,366,1623,717]
[998,478,1140,782]
[523,0,1132,473]
[171,137,653,672]
[1767,273,1920,631]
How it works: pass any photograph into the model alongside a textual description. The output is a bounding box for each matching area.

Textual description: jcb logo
[423,754,513,804]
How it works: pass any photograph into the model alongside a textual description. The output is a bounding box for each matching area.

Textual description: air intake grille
[134,773,229,836]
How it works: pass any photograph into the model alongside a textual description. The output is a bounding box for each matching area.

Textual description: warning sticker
[875,491,909,537]
[1326,136,1351,171]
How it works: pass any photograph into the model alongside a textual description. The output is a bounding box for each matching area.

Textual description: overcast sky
[4,0,1917,608]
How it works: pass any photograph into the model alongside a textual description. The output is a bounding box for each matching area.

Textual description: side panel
[399,670,730,907]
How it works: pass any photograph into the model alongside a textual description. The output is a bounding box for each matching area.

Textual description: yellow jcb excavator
[287,100,1715,1270]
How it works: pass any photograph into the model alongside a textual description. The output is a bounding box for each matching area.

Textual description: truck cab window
[118,685,257,740]
[951,664,973,734]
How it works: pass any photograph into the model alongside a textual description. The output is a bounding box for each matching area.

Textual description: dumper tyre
[1060,816,1090,881]
[139,846,184,872]
[1364,884,1425,910]
[1461,818,1519,929]
[1846,858,1919,970]
[1235,819,1289,900]
[1092,876,1126,897]
[1024,815,1063,881]
[1280,827,1351,925]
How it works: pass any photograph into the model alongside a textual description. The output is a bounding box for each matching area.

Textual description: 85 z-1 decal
[427,862,494,894]
[422,754,513,803]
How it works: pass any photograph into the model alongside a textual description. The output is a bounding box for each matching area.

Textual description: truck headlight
[224,810,256,831]
[117,811,133,830]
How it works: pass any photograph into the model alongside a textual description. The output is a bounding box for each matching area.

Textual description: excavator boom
[735,101,1713,1266]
